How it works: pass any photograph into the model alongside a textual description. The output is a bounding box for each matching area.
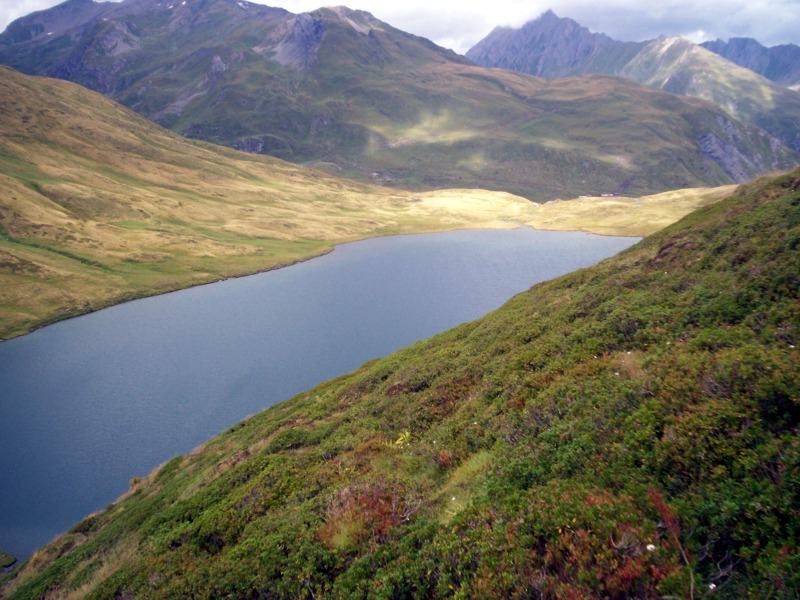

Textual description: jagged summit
[466,10,639,78]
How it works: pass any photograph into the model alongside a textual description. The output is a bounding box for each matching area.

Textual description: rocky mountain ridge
[701,37,800,89]
[466,9,643,79]
[466,11,800,155]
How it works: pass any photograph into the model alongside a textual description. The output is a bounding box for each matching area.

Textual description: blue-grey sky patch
[2,0,798,54]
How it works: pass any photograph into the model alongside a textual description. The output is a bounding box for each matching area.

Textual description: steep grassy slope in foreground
[0,66,733,341]
[4,170,798,598]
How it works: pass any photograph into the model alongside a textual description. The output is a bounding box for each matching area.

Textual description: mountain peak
[317,5,383,34]
[466,9,632,78]
[1,0,112,43]
[525,9,602,36]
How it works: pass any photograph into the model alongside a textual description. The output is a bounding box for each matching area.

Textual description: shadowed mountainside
[701,37,800,89]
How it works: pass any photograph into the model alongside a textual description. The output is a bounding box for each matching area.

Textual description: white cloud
[1,0,798,52]
[0,0,58,30]
[682,29,712,44]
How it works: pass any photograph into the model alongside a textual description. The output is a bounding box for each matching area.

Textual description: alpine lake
[0,227,637,564]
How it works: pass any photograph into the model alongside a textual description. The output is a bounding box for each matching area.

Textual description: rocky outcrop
[698,116,793,182]
[264,13,326,68]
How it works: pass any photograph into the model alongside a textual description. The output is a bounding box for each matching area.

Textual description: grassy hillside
[0,65,538,340]
[3,168,798,598]
[621,37,800,154]
[525,184,736,236]
[1,2,796,198]
[466,13,800,158]
[0,66,736,341]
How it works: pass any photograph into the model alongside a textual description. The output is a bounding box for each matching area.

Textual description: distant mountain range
[466,11,800,155]
[701,37,800,90]
[1,0,796,199]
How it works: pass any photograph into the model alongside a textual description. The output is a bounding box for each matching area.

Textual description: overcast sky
[2,0,799,55]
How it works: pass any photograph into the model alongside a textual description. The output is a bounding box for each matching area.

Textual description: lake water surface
[0,228,637,562]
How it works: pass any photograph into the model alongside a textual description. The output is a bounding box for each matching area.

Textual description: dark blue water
[0,228,637,562]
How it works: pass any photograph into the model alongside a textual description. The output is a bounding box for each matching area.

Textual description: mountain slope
[3,168,798,598]
[0,65,545,340]
[466,9,644,79]
[467,12,800,155]
[0,0,796,198]
[0,66,741,342]
[619,36,800,153]
[701,37,800,89]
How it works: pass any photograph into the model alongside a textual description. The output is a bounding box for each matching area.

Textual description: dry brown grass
[523,185,737,236]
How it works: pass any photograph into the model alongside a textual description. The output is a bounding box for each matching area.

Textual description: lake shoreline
[1,222,643,345]
[0,244,336,344]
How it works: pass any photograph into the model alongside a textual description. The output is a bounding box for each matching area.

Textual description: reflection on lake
[0,227,637,561]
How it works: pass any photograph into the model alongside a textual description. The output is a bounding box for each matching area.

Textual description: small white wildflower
[451,497,456,501]
[646,543,656,552]
[709,583,717,592]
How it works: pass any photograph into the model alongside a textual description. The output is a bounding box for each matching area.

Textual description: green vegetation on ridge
[4,168,798,598]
